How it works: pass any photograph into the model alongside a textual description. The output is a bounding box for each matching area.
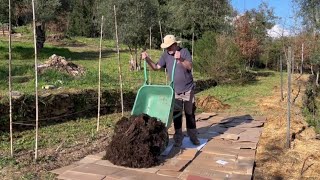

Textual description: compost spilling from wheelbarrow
[104,114,169,168]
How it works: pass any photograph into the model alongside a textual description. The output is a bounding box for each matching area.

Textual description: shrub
[193,31,246,83]
[302,75,320,133]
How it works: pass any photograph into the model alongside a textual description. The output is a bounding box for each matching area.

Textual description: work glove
[141,51,149,60]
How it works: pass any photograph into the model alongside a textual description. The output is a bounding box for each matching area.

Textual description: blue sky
[231,0,295,26]
[231,0,299,36]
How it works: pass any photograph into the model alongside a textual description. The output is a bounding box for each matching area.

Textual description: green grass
[14,25,33,36]
[0,114,117,155]
[1,36,195,96]
[0,112,124,179]
[198,71,280,114]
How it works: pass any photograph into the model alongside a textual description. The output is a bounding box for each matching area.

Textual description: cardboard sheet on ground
[161,138,208,156]
[181,137,208,150]
[161,143,174,156]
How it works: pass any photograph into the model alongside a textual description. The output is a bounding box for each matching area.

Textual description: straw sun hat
[160,35,181,49]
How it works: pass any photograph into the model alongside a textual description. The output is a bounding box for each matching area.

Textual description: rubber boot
[187,128,200,145]
[173,128,183,147]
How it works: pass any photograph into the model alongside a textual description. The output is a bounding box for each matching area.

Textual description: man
[141,35,199,147]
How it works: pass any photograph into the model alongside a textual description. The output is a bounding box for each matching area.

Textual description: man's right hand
[141,52,149,60]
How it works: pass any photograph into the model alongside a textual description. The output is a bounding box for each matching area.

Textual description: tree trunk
[36,22,46,51]
[311,64,314,75]
[280,56,284,101]
[128,46,135,70]
[265,50,269,69]
[301,43,304,74]
[134,47,139,71]
[291,54,295,74]
[316,70,319,87]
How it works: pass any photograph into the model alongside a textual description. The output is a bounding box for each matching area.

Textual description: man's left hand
[174,51,184,62]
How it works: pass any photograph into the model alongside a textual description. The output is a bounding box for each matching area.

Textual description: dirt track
[254,74,320,179]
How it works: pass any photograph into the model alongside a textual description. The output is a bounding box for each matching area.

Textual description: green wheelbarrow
[131,59,177,127]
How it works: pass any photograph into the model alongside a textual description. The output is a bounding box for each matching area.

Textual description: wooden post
[159,20,163,48]
[292,53,295,74]
[301,43,304,74]
[32,0,39,160]
[280,55,284,101]
[97,16,104,131]
[159,20,167,84]
[8,0,13,157]
[287,47,292,148]
[192,32,194,75]
[149,27,152,50]
[114,5,124,117]
[149,27,152,84]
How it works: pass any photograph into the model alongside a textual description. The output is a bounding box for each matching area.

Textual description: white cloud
[267,24,291,38]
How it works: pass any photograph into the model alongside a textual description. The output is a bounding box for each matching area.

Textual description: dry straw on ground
[196,95,230,112]
[254,74,320,179]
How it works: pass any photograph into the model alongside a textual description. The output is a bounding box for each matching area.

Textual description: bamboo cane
[114,5,124,117]
[192,32,194,75]
[280,55,284,101]
[301,43,304,74]
[8,0,13,157]
[32,0,39,160]
[149,27,152,84]
[159,20,167,84]
[97,16,104,131]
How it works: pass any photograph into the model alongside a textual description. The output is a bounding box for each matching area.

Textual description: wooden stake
[280,55,284,101]
[192,32,194,75]
[114,5,124,117]
[149,27,152,84]
[97,16,104,131]
[159,21,163,47]
[292,52,295,74]
[149,27,152,50]
[8,0,13,157]
[32,0,39,160]
[301,43,304,74]
[287,47,292,148]
[159,20,167,84]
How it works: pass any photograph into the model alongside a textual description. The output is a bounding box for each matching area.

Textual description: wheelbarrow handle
[170,59,177,89]
[143,58,177,89]
[144,60,148,85]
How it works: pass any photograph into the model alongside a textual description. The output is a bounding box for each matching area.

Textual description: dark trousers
[173,89,196,130]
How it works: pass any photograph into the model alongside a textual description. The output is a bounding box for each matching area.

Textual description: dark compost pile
[104,114,168,168]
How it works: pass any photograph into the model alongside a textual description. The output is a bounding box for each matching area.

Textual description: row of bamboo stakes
[7,1,294,161]
[6,2,196,160]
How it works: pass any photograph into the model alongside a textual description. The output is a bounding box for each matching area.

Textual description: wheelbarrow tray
[131,84,174,128]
